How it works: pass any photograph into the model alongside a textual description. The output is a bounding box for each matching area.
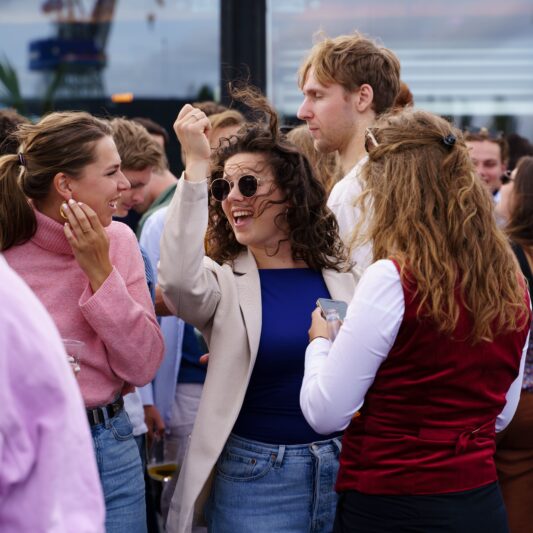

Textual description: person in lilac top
[0,254,105,533]
[0,111,164,533]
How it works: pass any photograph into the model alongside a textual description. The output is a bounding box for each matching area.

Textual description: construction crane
[29,0,117,97]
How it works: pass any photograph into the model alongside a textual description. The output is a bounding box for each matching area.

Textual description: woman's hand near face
[173,104,212,182]
[62,199,113,293]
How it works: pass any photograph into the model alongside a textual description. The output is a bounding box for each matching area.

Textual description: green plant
[0,57,26,114]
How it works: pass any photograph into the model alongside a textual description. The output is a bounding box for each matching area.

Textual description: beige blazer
[159,178,358,533]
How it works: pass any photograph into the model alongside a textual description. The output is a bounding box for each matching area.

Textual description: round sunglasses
[210,174,269,202]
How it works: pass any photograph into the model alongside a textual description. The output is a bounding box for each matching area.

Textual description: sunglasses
[364,128,379,153]
[210,174,269,202]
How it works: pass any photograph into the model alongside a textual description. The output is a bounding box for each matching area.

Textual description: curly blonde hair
[351,108,529,343]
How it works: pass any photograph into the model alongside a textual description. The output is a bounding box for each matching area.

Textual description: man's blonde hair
[110,117,164,171]
[299,32,401,115]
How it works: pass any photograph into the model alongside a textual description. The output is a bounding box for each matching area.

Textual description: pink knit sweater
[4,209,164,407]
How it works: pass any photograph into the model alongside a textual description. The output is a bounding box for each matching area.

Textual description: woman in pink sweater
[0,111,164,533]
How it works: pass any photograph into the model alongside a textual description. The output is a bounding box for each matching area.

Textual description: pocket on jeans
[216,448,274,482]
[110,411,134,441]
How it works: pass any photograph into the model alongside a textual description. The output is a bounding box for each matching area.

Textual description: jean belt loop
[332,437,342,454]
[103,407,114,429]
[274,444,285,468]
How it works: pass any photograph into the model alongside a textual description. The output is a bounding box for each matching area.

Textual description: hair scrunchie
[442,135,456,148]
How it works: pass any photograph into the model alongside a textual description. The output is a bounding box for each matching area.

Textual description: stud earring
[59,202,68,220]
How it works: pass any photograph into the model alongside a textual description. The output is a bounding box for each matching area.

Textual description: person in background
[192,100,227,117]
[392,80,414,111]
[0,111,164,533]
[110,117,164,219]
[110,116,169,533]
[0,254,105,533]
[300,109,531,533]
[208,109,246,150]
[297,32,401,268]
[465,127,509,202]
[0,108,30,155]
[492,135,532,225]
[133,146,179,238]
[505,133,533,175]
[160,88,356,533]
[287,124,341,195]
[131,116,180,239]
[495,155,533,533]
[132,116,170,150]
[109,115,165,450]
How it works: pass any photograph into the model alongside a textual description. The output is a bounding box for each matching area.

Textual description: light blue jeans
[206,433,342,533]
[91,408,147,533]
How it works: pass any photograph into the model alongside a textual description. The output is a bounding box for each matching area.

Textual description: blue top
[139,244,155,303]
[233,268,340,444]
[177,324,207,384]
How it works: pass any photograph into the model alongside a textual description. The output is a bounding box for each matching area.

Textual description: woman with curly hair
[158,88,357,533]
[301,109,531,532]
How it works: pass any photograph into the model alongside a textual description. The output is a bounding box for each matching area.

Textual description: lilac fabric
[0,255,105,532]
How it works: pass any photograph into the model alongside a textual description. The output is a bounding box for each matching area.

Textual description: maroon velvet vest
[336,263,531,495]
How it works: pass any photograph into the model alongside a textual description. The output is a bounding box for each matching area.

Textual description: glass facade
[0,0,219,101]
[267,0,533,137]
[1,0,532,138]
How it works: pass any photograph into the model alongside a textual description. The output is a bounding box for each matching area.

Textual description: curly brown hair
[351,108,529,343]
[206,86,347,271]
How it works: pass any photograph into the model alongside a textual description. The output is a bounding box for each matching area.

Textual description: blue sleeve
[139,244,156,304]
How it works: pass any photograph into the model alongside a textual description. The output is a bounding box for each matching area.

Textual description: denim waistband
[227,432,342,457]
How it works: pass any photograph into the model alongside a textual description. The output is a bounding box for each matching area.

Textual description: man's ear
[53,172,72,201]
[355,84,374,113]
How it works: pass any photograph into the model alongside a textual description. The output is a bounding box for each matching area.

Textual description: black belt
[86,396,124,427]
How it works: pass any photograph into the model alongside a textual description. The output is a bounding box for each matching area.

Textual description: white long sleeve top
[301,259,530,435]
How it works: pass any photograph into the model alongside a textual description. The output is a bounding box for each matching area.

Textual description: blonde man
[109,117,165,217]
[297,32,401,268]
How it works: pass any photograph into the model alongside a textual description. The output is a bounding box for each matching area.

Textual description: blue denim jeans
[206,433,342,533]
[91,408,147,533]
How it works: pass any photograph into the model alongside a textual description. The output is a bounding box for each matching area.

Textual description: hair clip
[18,152,26,167]
[442,135,456,148]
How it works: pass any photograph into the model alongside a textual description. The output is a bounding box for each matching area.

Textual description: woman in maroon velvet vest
[301,109,532,533]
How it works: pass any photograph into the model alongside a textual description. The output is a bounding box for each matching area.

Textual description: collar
[231,248,257,275]
[153,183,177,208]
[345,155,368,180]
[31,208,74,255]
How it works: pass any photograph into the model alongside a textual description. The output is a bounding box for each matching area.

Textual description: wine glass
[147,435,179,484]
